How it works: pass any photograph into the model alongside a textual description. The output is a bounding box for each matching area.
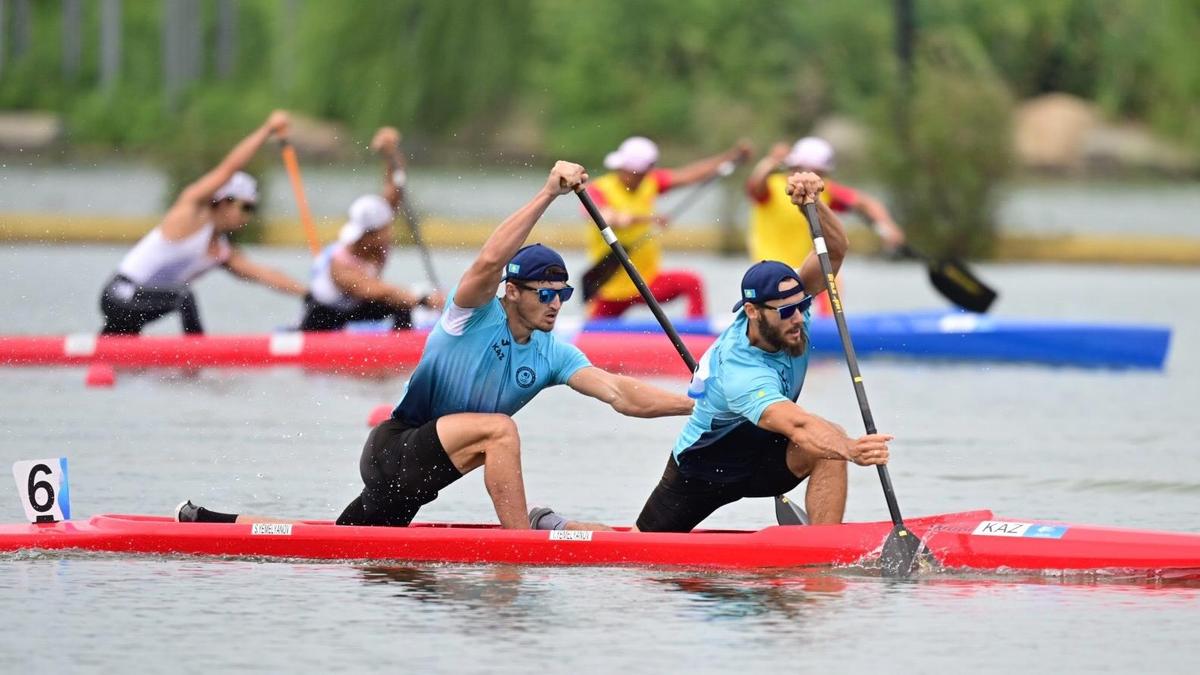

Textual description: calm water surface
[1,244,1199,673]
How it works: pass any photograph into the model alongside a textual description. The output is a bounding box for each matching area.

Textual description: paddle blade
[774,495,810,526]
[879,523,927,578]
[927,258,997,313]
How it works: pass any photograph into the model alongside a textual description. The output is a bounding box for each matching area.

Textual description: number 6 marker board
[12,458,71,523]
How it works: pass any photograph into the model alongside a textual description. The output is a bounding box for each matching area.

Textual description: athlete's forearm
[609,376,693,418]
[745,156,780,200]
[453,189,556,307]
[188,124,273,203]
[760,403,850,461]
[260,268,307,296]
[787,414,851,461]
[220,123,273,178]
[345,277,416,307]
[475,190,556,273]
[815,200,849,267]
[856,195,889,228]
[856,196,905,245]
[231,258,305,296]
[671,147,742,186]
[379,147,406,211]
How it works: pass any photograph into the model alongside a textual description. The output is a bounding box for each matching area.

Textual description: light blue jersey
[673,309,812,466]
[392,287,592,427]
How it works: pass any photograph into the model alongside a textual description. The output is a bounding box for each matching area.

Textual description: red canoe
[4,510,1200,578]
[0,331,704,377]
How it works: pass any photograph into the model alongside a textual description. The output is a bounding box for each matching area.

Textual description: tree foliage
[874,26,1015,257]
[3,0,1194,157]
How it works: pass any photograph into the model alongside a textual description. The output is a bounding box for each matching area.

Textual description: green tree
[874,26,1014,257]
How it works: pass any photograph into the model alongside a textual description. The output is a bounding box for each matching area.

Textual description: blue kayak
[582,311,1171,369]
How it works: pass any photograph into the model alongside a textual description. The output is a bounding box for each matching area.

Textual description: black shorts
[335,417,463,527]
[298,295,412,332]
[99,274,204,334]
[635,431,806,533]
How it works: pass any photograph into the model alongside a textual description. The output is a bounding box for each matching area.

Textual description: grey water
[1,243,1199,673]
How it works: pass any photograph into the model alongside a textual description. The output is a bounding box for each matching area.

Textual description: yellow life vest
[747,173,833,268]
[586,172,664,301]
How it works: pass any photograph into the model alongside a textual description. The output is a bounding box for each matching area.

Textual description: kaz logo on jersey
[490,339,511,361]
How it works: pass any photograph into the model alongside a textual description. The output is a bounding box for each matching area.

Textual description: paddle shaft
[801,202,907,528]
[391,144,441,289]
[279,142,321,256]
[577,190,697,372]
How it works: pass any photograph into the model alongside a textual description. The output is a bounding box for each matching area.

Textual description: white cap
[213,171,259,203]
[784,137,835,172]
[338,194,395,245]
[603,136,660,173]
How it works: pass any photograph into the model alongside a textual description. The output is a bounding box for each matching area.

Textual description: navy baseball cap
[731,260,805,312]
[504,244,569,282]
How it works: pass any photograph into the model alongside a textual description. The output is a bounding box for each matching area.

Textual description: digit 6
[27,463,55,513]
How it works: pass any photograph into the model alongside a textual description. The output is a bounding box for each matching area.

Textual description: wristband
[391,169,408,188]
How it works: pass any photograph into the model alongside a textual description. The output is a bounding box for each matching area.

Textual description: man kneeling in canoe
[535,173,893,533]
[177,161,693,529]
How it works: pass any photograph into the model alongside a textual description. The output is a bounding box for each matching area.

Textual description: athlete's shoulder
[649,169,675,193]
[713,312,751,353]
[709,315,763,372]
[439,289,503,337]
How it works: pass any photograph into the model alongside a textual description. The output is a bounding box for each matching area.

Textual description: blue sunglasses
[754,294,814,320]
[515,282,574,304]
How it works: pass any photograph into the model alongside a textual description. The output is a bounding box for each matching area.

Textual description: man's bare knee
[439,413,521,473]
[482,415,520,456]
[485,415,519,442]
[786,442,817,478]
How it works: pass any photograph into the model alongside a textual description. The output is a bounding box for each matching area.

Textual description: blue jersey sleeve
[440,284,503,337]
[719,351,788,425]
[550,338,592,386]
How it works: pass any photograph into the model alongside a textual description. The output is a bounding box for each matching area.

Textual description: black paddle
[800,199,926,578]
[581,161,737,301]
[897,243,996,313]
[576,187,800,529]
[391,143,441,289]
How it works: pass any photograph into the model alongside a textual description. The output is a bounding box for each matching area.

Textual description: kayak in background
[0,311,1170,374]
[580,310,1172,369]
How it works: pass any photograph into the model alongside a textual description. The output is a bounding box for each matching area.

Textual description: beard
[755,312,807,357]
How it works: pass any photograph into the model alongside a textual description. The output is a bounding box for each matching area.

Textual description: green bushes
[3,0,1196,158]
[873,27,1015,258]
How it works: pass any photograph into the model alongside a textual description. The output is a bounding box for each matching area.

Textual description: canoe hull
[4,510,1200,577]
